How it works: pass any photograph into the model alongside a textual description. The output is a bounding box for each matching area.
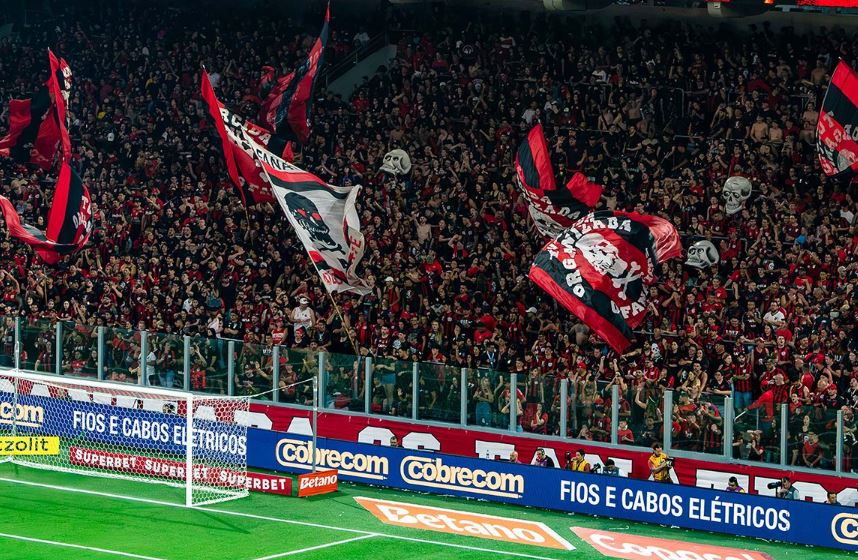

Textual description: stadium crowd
[0,3,856,472]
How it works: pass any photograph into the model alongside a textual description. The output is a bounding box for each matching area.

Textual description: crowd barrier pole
[272,346,280,403]
[411,362,418,421]
[560,378,568,439]
[139,330,148,386]
[227,340,235,396]
[55,322,63,376]
[509,373,517,432]
[835,410,843,474]
[611,384,619,445]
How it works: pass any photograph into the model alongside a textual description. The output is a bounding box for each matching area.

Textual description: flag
[529,211,680,353]
[817,60,858,177]
[0,49,71,169]
[257,158,369,295]
[258,2,329,144]
[0,163,92,264]
[515,124,603,238]
[47,49,72,164]
[200,70,275,205]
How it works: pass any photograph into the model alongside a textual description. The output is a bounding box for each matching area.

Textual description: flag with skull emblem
[529,211,681,353]
[257,157,370,295]
[515,124,603,238]
[817,60,858,178]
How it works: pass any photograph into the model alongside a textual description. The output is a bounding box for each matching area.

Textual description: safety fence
[0,315,852,478]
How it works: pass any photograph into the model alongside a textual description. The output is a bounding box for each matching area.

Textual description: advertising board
[0,393,246,463]
[297,469,338,497]
[69,446,292,495]
[245,427,856,552]
[246,405,858,506]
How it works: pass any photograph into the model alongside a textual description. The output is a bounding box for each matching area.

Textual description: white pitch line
[251,534,377,560]
[0,477,560,560]
[0,531,167,560]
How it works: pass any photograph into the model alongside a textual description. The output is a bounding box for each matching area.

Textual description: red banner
[247,404,858,506]
[69,446,292,495]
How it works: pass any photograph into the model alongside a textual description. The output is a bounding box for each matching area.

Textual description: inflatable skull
[685,240,719,269]
[379,149,412,176]
[722,176,752,215]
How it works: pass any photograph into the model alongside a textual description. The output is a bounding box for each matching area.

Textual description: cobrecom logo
[275,438,388,480]
[399,456,524,498]
[831,513,858,546]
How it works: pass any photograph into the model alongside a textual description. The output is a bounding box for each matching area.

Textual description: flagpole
[233,76,362,357]
[305,255,361,357]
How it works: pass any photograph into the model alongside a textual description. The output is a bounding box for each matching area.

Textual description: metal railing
[0,314,853,478]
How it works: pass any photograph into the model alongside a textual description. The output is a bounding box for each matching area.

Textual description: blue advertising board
[246,428,858,552]
[0,393,246,462]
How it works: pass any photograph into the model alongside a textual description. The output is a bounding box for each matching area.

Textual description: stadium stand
[0,2,855,475]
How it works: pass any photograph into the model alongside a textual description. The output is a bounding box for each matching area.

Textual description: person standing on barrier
[648,443,672,483]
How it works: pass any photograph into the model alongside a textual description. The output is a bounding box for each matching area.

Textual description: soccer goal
[0,369,249,507]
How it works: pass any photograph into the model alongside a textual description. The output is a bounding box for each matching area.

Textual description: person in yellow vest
[569,449,591,473]
[648,442,672,483]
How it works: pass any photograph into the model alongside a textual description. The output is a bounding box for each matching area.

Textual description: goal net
[0,369,249,507]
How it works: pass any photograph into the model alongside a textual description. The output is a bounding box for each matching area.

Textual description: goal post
[0,369,249,507]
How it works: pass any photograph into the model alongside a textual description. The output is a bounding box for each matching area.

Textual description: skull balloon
[722,176,752,215]
[379,149,412,176]
[685,240,719,269]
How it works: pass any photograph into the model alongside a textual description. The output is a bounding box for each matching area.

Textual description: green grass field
[0,463,851,560]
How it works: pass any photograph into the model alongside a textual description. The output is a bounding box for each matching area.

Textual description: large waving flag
[0,49,71,169]
[48,49,72,163]
[529,211,680,353]
[258,2,329,145]
[258,158,369,295]
[201,70,275,205]
[817,61,858,178]
[0,163,92,264]
[515,124,602,238]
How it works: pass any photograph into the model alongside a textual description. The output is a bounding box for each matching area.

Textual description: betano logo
[274,438,388,480]
[572,527,773,560]
[400,456,524,498]
[832,513,858,546]
[355,496,574,551]
[0,401,45,428]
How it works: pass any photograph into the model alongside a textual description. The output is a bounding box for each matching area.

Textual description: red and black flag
[515,124,602,238]
[48,49,72,163]
[0,49,71,169]
[257,156,369,295]
[0,163,92,265]
[817,61,858,177]
[200,70,276,206]
[529,211,680,353]
[258,1,329,145]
